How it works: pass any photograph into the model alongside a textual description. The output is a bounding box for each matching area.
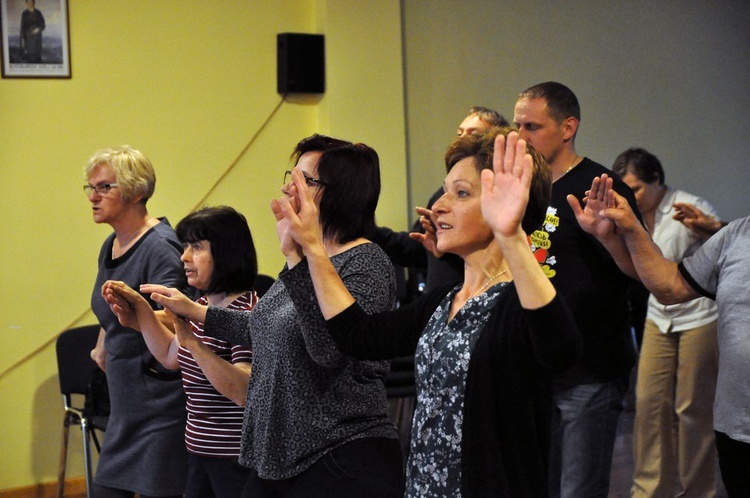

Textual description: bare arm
[90,327,107,371]
[172,310,251,406]
[601,190,701,304]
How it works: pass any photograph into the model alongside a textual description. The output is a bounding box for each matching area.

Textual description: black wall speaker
[277,33,325,94]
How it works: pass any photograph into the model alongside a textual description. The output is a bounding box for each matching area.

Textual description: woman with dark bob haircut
[132,135,404,498]
[279,128,582,497]
[103,206,259,498]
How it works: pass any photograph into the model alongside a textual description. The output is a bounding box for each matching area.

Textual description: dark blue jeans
[242,437,404,498]
[548,378,627,498]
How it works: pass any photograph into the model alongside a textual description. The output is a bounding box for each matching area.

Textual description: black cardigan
[326,282,581,497]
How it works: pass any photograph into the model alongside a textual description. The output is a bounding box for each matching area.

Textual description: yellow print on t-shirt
[529,206,559,278]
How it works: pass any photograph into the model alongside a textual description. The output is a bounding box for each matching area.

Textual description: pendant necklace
[470,266,510,299]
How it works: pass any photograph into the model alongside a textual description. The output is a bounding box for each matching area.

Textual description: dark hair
[176,206,258,294]
[445,126,551,235]
[469,106,509,127]
[518,81,581,124]
[612,147,664,185]
[291,134,352,164]
[315,143,381,244]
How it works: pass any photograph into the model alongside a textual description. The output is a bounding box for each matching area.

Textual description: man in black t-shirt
[514,82,641,498]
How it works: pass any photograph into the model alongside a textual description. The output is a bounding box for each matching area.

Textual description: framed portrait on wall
[1,0,70,78]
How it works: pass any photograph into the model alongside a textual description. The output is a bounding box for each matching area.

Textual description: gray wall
[402,0,749,223]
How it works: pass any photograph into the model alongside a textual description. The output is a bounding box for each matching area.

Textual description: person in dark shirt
[372,106,509,293]
[514,81,641,498]
[20,0,45,63]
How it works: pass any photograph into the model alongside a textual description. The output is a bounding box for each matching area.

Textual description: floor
[607,382,728,498]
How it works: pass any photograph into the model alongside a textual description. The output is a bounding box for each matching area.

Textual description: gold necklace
[563,155,580,176]
[470,266,510,299]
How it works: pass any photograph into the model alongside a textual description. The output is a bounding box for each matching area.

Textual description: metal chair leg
[81,417,94,498]
[57,413,72,498]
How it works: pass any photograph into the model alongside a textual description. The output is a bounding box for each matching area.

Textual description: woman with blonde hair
[85,145,191,498]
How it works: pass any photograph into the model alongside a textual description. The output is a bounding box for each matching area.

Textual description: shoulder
[143,218,182,254]
[336,242,393,269]
[230,291,258,311]
[723,215,750,240]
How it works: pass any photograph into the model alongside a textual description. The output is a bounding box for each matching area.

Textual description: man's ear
[561,116,579,143]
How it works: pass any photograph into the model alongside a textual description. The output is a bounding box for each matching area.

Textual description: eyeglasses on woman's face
[283,170,328,188]
[83,182,119,195]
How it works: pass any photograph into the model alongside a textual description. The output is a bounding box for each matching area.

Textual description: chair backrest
[56,325,102,396]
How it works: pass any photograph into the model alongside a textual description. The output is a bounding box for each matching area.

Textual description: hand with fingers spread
[409,206,443,258]
[567,174,617,240]
[481,131,532,239]
[271,182,304,262]
[672,201,723,239]
[598,188,645,235]
[276,169,326,256]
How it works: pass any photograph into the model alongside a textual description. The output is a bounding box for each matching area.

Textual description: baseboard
[0,478,86,498]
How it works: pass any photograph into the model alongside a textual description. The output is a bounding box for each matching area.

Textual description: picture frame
[1,0,70,78]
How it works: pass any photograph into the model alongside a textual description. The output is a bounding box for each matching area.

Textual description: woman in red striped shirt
[103,206,259,498]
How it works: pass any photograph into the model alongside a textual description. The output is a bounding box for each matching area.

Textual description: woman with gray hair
[84,145,192,498]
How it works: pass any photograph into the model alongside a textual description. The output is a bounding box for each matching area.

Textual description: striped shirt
[179,292,256,457]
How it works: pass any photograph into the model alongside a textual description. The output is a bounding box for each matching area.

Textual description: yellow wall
[0,0,406,489]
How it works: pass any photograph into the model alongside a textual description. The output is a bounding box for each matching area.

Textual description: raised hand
[481,131,532,238]
[672,202,722,239]
[277,169,325,253]
[599,188,643,235]
[568,174,616,239]
[409,206,443,257]
[271,191,303,261]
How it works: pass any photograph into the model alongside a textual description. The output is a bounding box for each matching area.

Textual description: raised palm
[481,132,532,238]
[568,174,616,239]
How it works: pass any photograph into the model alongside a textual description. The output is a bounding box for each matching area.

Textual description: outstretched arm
[102,281,180,368]
[481,132,556,309]
[600,190,700,304]
[170,309,251,406]
[567,174,639,279]
[140,284,208,324]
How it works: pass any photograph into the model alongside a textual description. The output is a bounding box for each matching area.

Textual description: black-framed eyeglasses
[284,170,328,188]
[83,183,119,195]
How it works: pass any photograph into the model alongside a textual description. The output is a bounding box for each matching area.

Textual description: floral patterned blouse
[406,282,510,497]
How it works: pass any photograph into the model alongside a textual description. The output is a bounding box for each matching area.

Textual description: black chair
[55,325,110,498]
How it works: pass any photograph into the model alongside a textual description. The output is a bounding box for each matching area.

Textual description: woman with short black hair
[104,206,259,497]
